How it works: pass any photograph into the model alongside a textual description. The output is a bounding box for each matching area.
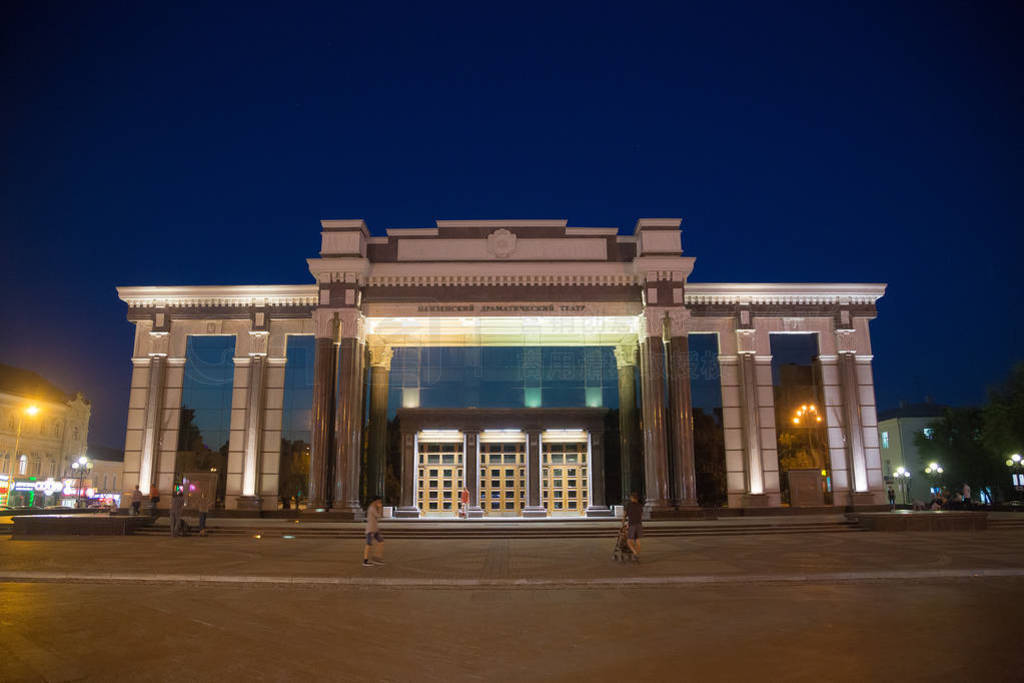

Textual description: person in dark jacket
[169,489,185,537]
[625,492,644,560]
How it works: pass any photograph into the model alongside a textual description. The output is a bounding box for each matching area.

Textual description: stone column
[666,310,697,508]
[237,350,267,510]
[366,342,393,501]
[138,354,166,495]
[464,431,484,518]
[614,344,640,503]
[585,430,613,517]
[307,314,337,510]
[332,310,364,517]
[736,328,766,504]
[523,429,546,517]
[394,429,419,518]
[640,311,671,513]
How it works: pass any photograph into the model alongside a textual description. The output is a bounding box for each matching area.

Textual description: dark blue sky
[2,1,1021,448]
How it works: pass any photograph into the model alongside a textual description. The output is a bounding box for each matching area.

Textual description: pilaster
[464,430,484,518]
[522,429,546,517]
[665,308,697,508]
[640,308,671,513]
[613,343,641,503]
[366,341,393,501]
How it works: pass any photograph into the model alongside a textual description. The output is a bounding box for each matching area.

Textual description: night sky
[2,2,1021,448]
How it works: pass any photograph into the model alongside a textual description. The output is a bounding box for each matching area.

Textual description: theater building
[116,219,886,516]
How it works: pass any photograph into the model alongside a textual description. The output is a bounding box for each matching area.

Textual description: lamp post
[924,461,944,496]
[12,404,41,475]
[69,455,93,508]
[1006,453,1024,497]
[792,403,824,460]
[893,466,912,505]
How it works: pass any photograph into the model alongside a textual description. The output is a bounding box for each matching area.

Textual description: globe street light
[1006,454,1024,493]
[69,455,93,508]
[893,466,912,505]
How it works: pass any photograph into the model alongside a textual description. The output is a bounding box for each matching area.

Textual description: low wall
[11,515,153,537]
[852,511,988,532]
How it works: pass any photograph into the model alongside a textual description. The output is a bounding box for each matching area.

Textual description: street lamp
[924,461,944,496]
[69,455,93,508]
[893,466,912,505]
[1006,453,1024,492]
[12,404,42,474]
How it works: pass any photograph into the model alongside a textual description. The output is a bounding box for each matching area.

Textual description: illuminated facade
[116,219,886,515]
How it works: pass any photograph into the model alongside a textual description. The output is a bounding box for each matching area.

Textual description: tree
[983,362,1024,460]
[915,407,1005,500]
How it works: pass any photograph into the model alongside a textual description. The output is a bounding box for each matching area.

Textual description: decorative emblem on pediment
[487,229,517,258]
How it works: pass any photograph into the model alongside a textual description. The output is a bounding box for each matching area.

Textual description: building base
[235,496,263,511]
[394,506,421,519]
[465,505,485,519]
[522,505,548,518]
[585,505,614,518]
[329,502,364,520]
[740,493,772,508]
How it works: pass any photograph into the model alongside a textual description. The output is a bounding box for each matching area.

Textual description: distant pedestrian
[362,496,384,567]
[887,487,896,511]
[961,482,971,504]
[625,491,644,561]
[169,489,185,536]
[149,486,160,517]
[196,493,210,536]
[131,486,143,515]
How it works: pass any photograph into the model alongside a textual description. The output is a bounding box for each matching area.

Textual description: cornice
[684,283,886,306]
[117,285,318,309]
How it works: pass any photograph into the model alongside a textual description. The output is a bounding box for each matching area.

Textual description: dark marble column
[585,431,613,517]
[394,429,419,517]
[308,337,336,510]
[366,344,392,501]
[463,431,484,518]
[641,333,672,513]
[523,429,546,517]
[667,334,698,508]
[332,337,363,517]
[614,345,640,503]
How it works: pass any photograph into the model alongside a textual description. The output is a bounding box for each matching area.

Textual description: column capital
[368,343,394,370]
[835,328,857,355]
[641,307,667,339]
[613,344,638,369]
[736,328,757,355]
[247,330,269,357]
[338,308,366,341]
[313,309,338,341]
[666,308,691,338]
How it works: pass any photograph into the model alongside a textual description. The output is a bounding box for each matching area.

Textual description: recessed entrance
[416,431,464,517]
[479,432,526,516]
[541,432,589,516]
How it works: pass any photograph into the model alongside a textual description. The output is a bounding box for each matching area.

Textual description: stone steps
[132,521,862,539]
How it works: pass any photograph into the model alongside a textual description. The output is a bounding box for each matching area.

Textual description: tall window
[771,334,829,504]
[18,455,27,475]
[176,335,236,507]
[881,431,890,449]
[279,336,315,509]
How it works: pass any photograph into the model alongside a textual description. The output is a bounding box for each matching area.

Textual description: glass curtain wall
[176,336,235,508]
[770,334,830,505]
[279,335,315,509]
[688,334,726,506]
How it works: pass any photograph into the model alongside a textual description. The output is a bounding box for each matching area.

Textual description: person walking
[196,493,210,536]
[961,482,971,505]
[169,489,185,537]
[887,486,896,511]
[149,486,160,518]
[362,496,384,567]
[625,491,644,562]
[130,486,143,515]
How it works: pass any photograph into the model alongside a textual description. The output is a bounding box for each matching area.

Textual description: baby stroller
[612,517,638,563]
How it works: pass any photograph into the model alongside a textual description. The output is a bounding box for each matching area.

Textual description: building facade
[116,219,887,515]
[0,364,92,507]
[878,402,947,504]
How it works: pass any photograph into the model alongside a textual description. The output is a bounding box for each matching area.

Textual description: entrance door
[479,442,526,516]
[416,440,464,516]
[541,441,588,516]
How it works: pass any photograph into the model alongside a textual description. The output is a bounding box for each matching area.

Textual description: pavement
[2,528,1024,681]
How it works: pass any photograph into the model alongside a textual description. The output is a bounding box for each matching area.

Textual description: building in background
[0,364,91,507]
[878,401,946,504]
[84,445,124,508]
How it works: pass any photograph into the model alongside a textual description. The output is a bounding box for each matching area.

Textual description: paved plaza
[1,529,1023,681]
